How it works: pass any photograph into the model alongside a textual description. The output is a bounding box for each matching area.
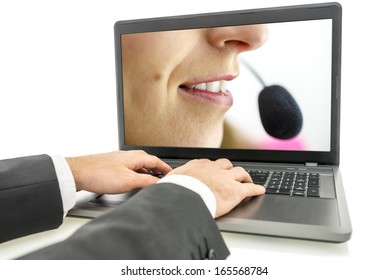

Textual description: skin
[168,158,265,218]
[66,150,265,218]
[66,150,172,193]
[121,25,268,148]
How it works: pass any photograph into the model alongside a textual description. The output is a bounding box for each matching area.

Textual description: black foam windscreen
[258,85,303,139]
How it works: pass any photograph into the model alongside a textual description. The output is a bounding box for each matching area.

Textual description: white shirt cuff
[49,155,77,214]
[157,174,217,218]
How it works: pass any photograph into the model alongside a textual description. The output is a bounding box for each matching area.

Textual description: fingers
[192,158,256,184]
[215,158,233,169]
[140,155,172,174]
[208,158,264,195]
[124,151,172,174]
[240,182,266,196]
[214,159,254,184]
[219,163,265,198]
[228,166,253,183]
[131,173,160,188]
[140,155,170,171]
[132,154,265,199]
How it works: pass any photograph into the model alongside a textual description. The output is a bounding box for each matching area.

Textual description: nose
[206,24,268,53]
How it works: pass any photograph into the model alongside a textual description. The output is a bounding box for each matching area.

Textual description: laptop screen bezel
[114,2,342,165]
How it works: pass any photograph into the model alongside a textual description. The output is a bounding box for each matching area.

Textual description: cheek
[122,53,171,110]
[123,69,179,129]
[122,32,204,118]
[123,51,182,105]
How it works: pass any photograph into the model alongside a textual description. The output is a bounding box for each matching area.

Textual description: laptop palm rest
[73,189,338,227]
[223,195,339,227]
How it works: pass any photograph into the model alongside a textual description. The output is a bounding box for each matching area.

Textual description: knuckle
[234,166,246,173]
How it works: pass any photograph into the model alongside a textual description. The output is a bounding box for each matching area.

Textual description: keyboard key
[277,189,291,195]
[281,181,293,187]
[295,178,307,183]
[267,184,279,190]
[251,175,268,184]
[292,190,305,196]
[308,179,320,187]
[279,185,293,190]
[265,188,278,194]
[307,188,320,197]
[293,186,305,191]
[283,178,294,184]
[246,169,321,198]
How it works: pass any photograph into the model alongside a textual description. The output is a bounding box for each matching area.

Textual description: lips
[180,80,228,94]
[178,76,235,107]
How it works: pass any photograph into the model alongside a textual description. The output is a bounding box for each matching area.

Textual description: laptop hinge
[305,162,318,167]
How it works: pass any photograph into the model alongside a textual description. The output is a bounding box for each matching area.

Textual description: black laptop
[69,2,352,242]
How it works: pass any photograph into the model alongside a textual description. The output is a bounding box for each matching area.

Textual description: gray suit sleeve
[0,155,64,243]
[19,183,230,260]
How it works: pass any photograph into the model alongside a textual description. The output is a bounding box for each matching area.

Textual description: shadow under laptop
[223,231,349,258]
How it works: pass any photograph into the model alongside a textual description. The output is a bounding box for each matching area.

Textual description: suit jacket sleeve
[0,155,64,243]
[19,183,230,260]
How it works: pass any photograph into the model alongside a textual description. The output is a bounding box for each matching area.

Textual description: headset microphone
[241,60,303,140]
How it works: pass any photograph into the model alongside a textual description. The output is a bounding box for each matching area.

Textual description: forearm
[0,155,64,243]
[19,183,229,260]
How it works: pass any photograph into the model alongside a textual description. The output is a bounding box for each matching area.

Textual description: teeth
[220,80,227,93]
[194,83,206,91]
[191,80,227,93]
[207,81,220,93]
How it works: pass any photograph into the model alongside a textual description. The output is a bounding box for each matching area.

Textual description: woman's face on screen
[121,24,267,147]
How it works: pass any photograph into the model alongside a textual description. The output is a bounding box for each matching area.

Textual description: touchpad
[224,195,339,227]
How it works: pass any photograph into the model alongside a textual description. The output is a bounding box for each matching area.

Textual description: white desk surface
[0,216,350,261]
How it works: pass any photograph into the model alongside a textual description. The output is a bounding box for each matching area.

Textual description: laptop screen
[115,3,342,164]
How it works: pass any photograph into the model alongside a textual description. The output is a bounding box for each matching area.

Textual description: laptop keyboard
[150,167,320,198]
[247,170,320,197]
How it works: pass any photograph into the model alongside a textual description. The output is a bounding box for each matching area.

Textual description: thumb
[243,183,266,196]
[130,173,160,188]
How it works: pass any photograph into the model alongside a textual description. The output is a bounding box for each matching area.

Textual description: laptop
[69,2,352,242]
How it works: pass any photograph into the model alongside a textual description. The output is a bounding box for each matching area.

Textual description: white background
[1,0,388,279]
[227,19,332,151]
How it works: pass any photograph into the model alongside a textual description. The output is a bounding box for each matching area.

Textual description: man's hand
[167,158,265,218]
[66,150,172,193]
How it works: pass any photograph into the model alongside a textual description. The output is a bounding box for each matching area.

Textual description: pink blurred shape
[258,136,306,151]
